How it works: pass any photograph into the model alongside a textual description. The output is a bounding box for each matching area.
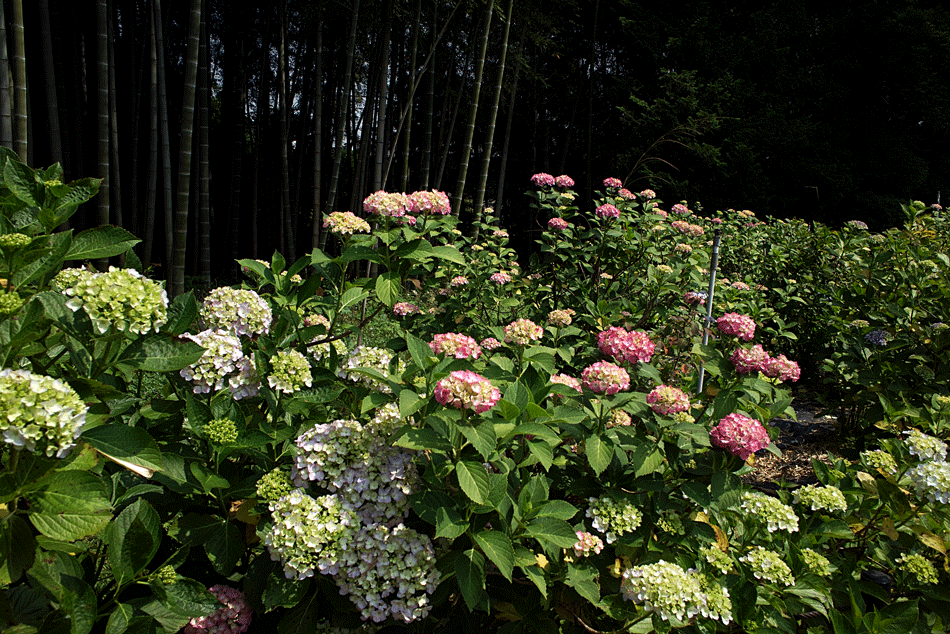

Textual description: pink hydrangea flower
[430,333,482,359]
[393,302,420,316]
[596,204,620,219]
[490,271,512,284]
[504,318,543,345]
[731,281,750,290]
[675,243,692,254]
[184,585,252,634]
[683,291,706,306]
[710,217,724,224]
[547,308,575,327]
[363,190,410,217]
[323,211,371,235]
[548,217,569,230]
[597,327,655,364]
[434,370,500,414]
[763,355,800,382]
[492,229,509,238]
[480,337,503,351]
[550,373,582,395]
[573,531,605,557]
[709,413,771,460]
[608,409,632,427]
[555,175,575,188]
[672,203,690,215]
[717,313,756,341]
[531,173,556,187]
[408,189,451,215]
[618,188,635,200]
[730,344,770,374]
[603,177,622,188]
[646,385,690,415]
[450,276,469,287]
[639,189,657,199]
[687,223,705,236]
[581,361,630,395]
[654,209,669,218]
[671,220,691,233]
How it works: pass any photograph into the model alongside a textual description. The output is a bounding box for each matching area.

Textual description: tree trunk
[153,0,174,274]
[38,0,63,169]
[278,0,295,261]
[170,0,202,297]
[400,0,422,192]
[311,13,323,251]
[10,0,26,162]
[436,34,475,191]
[473,0,514,227]
[494,32,523,219]
[226,8,246,270]
[420,0,436,190]
[107,0,122,235]
[197,2,212,284]
[95,0,110,268]
[450,0,493,217]
[323,0,360,217]
[144,2,159,268]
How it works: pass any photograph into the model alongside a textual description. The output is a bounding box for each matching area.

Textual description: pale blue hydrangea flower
[180,329,260,399]
[907,460,950,504]
[905,429,948,462]
[0,368,87,457]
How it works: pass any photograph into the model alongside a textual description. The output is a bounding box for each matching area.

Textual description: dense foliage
[2,152,950,633]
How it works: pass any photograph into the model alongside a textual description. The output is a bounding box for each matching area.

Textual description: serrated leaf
[454,548,486,611]
[405,332,435,368]
[27,471,112,542]
[163,291,198,335]
[565,563,601,604]
[435,506,468,540]
[394,427,453,452]
[534,500,579,521]
[456,460,490,505]
[12,230,72,288]
[119,335,205,372]
[526,516,577,548]
[65,226,140,260]
[519,564,547,599]
[106,499,161,586]
[586,433,613,476]
[473,531,514,581]
[0,514,36,584]
[459,420,497,461]
[59,574,96,634]
[4,158,40,206]
[375,271,401,307]
[338,287,370,312]
[398,389,425,419]
[262,575,310,612]
[81,426,162,478]
[915,530,946,554]
[430,245,465,264]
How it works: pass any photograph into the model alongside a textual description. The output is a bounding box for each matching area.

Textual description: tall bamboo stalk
[0,1,11,150]
[10,0,26,161]
[323,0,361,217]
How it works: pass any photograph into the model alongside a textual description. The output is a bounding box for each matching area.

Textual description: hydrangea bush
[1,152,948,634]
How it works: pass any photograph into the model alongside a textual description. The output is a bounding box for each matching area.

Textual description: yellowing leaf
[881,517,899,541]
[535,553,550,570]
[917,531,947,555]
[713,525,730,552]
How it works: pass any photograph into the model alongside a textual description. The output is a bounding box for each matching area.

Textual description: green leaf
[456,460,490,505]
[65,226,140,261]
[459,420,497,461]
[454,548,486,611]
[398,389,425,419]
[519,564,547,599]
[27,471,112,542]
[405,332,435,368]
[338,286,370,312]
[0,514,36,584]
[533,500,579,521]
[565,562,601,604]
[105,499,162,586]
[430,245,465,264]
[473,531,514,581]
[189,463,231,495]
[163,291,198,335]
[12,230,72,288]
[504,381,530,412]
[81,426,163,478]
[435,506,469,540]
[174,514,245,576]
[394,427,453,452]
[525,517,577,548]
[58,574,97,634]
[681,482,711,509]
[526,439,553,470]
[119,335,205,372]
[496,398,521,421]
[276,592,321,634]
[4,157,40,206]
[262,575,310,612]
[586,433,613,476]
[375,271,401,307]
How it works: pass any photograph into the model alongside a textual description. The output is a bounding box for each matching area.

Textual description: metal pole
[698,229,722,394]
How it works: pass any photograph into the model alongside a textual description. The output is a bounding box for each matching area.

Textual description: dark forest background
[4,0,950,293]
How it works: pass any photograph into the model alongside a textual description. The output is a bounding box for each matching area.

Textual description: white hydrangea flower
[907,460,950,504]
[905,429,948,462]
[267,349,312,394]
[61,266,168,335]
[701,545,733,575]
[587,496,642,543]
[792,484,847,513]
[620,560,707,622]
[200,287,272,336]
[696,574,733,625]
[740,491,799,532]
[802,549,832,577]
[180,329,260,399]
[337,346,404,393]
[0,368,87,457]
[739,547,795,586]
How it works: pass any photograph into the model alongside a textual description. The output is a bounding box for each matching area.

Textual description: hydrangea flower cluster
[587,496,642,543]
[730,345,770,374]
[337,346,401,393]
[639,189,656,199]
[741,492,799,532]
[336,523,441,623]
[554,174,574,188]
[739,547,795,586]
[256,469,294,502]
[547,308,575,327]
[0,368,87,458]
[618,188,635,199]
[292,419,371,487]
[480,337,503,351]
[323,211,371,235]
[716,313,756,341]
[846,220,869,230]
[304,314,348,362]
[710,413,771,460]
[204,418,238,444]
[184,585,252,634]
[802,549,832,577]
[792,484,847,513]
[608,409,632,428]
[434,371,500,414]
[675,243,692,254]
[154,565,178,585]
[595,204,620,219]
[907,460,950,504]
[683,291,707,305]
[0,232,30,249]
[763,354,801,382]
[646,385,690,415]
[363,191,410,217]
[490,271,512,284]
[597,327,655,364]
[407,189,450,215]
[200,287,272,336]
[672,203,690,215]
[905,429,948,461]
[861,449,898,474]
[268,349,313,394]
[492,230,509,239]
[701,545,733,575]
[864,329,890,346]
[731,281,750,290]
[550,373,582,395]
[0,292,24,315]
[393,302,420,316]
[697,575,733,625]
[572,531,604,557]
[581,361,630,395]
[504,318,543,345]
[603,177,622,188]
[180,330,260,399]
[60,266,168,335]
[531,173,556,187]
[897,553,939,585]
[429,333,482,359]
[620,560,706,622]
[548,217,568,230]
[264,490,360,579]
[450,276,469,287]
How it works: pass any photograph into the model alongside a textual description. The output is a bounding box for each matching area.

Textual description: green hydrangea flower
[154,565,178,585]
[741,491,799,532]
[792,484,847,513]
[739,547,795,586]
[897,553,938,585]
[620,560,706,622]
[0,292,23,316]
[587,496,642,543]
[802,549,832,577]
[861,449,897,474]
[204,418,238,444]
[701,545,733,575]
[267,349,313,394]
[256,469,293,502]
[61,267,168,335]
[0,233,31,250]
[0,368,87,457]
[200,287,272,336]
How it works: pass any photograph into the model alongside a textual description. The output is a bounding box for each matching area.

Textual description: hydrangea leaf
[27,471,112,542]
[104,499,161,586]
[454,548,486,611]
[262,575,311,613]
[119,335,205,373]
[455,460,490,505]
[81,426,163,478]
[586,433,613,476]
[65,226,140,261]
[473,531,514,581]
[526,517,577,549]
